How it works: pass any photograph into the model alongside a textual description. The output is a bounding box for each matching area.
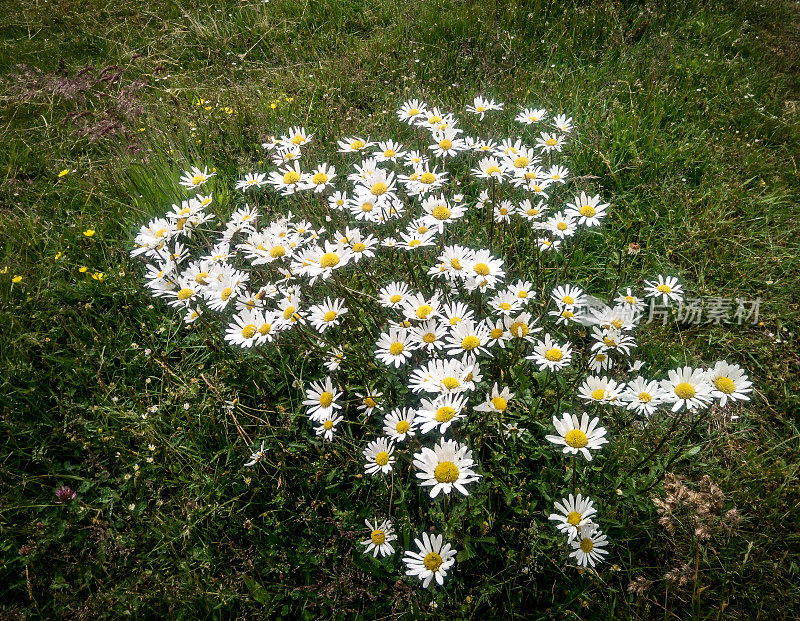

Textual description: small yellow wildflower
[270,102,278,110]
[12,275,22,283]
[83,229,96,237]
[55,251,63,260]
[78,266,88,273]
[91,272,105,281]
[58,169,71,177]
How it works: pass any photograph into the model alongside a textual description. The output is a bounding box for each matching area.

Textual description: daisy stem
[571,454,578,494]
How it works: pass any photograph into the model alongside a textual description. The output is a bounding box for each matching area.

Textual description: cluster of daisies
[133,96,753,589]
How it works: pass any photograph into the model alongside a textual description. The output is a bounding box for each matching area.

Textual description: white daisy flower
[306,296,348,332]
[408,358,480,395]
[244,440,267,467]
[547,211,578,239]
[355,391,384,418]
[363,437,396,476]
[507,279,536,302]
[590,327,637,357]
[383,408,418,442]
[402,292,442,322]
[302,377,342,422]
[536,131,566,152]
[235,172,268,191]
[577,375,625,405]
[444,320,491,358]
[179,166,215,189]
[553,114,573,133]
[546,412,609,461]
[473,383,514,414]
[373,139,407,162]
[516,107,547,125]
[429,126,466,159]
[314,413,343,441]
[566,192,609,227]
[409,320,448,352]
[588,351,614,373]
[644,275,684,305]
[416,393,468,434]
[569,523,609,568]
[337,136,373,153]
[361,518,397,557]
[467,95,503,119]
[614,288,647,313]
[504,312,541,342]
[305,163,336,193]
[413,438,481,498]
[707,361,753,407]
[621,376,664,417]
[471,156,506,180]
[661,366,714,412]
[378,281,412,309]
[266,161,309,196]
[527,334,573,371]
[224,309,263,348]
[546,165,569,183]
[516,199,548,223]
[397,99,428,124]
[403,532,457,588]
[548,494,598,542]
[375,328,415,368]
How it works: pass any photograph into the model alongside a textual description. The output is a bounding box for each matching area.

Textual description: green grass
[1,0,800,618]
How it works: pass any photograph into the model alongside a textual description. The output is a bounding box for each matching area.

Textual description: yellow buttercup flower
[83,229,96,237]
[12,275,22,283]
[78,266,88,273]
[91,272,105,281]
[58,169,71,177]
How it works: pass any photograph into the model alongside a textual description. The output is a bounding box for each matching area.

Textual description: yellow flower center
[561,310,574,319]
[371,529,386,544]
[461,335,480,350]
[361,202,374,212]
[177,288,194,300]
[241,324,257,339]
[416,304,433,319]
[557,222,568,231]
[312,172,329,185]
[490,328,504,339]
[580,538,594,553]
[591,389,606,401]
[384,149,396,157]
[491,397,507,411]
[450,258,463,270]
[509,321,529,337]
[579,205,596,217]
[432,205,451,220]
[473,262,490,276]
[441,377,460,390]
[270,246,286,258]
[657,284,672,293]
[362,397,377,409]
[195,272,209,285]
[389,294,402,304]
[323,310,338,322]
[320,252,340,268]
[638,392,652,403]
[388,342,405,356]
[475,105,486,112]
[525,172,537,180]
[439,138,452,150]
[625,295,636,305]
[603,336,617,347]
[283,306,296,320]
[674,382,696,400]
[435,406,456,422]
[282,171,301,184]
[611,318,623,330]
[545,348,563,362]
[417,225,430,234]
[449,317,461,325]
[427,115,442,124]
[545,138,558,146]
[500,207,508,215]
[714,376,736,394]
[375,451,390,466]
[371,182,388,196]
[352,242,366,252]
[567,511,582,526]
[526,209,539,217]
[291,134,305,145]
[350,140,365,150]
[500,302,512,310]
[319,392,334,408]
[323,419,334,430]
[423,552,443,571]
[220,287,233,301]
[514,156,529,168]
[258,323,272,335]
[562,295,575,305]
[528,115,538,122]
[565,429,588,448]
[395,420,410,434]
[191,174,205,185]
[423,332,437,344]
[485,165,501,175]
[408,108,419,116]
[420,172,436,184]
[434,461,459,483]
[409,239,422,248]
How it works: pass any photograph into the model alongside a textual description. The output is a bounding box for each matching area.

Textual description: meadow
[1,0,799,618]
